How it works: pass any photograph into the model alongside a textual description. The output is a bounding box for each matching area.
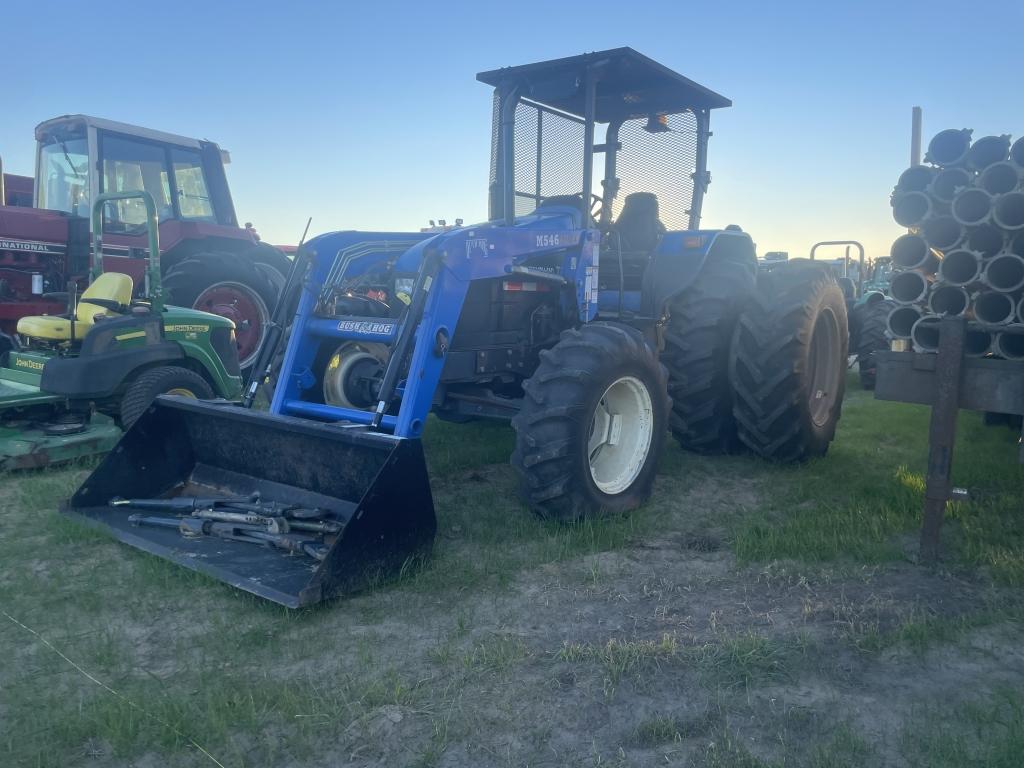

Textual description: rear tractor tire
[730,261,848,462]
[511,322,669,521]
[854,297,896,390]
[163,251,280,375]
[663,253,756,454]
[120,365,214,428]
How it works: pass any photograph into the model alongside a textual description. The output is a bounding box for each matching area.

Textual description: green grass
[2,378,1024,766]
[691,630,803,689]
[732,383,1024,579]
[849,599,1024,655]
[902,688,1024,768]
[556,634,679,687]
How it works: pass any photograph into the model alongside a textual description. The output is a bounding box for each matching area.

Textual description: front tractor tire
[730,261,848,462]
[163,252,280,374]
[512,323,669,521]
[119,365,214,428]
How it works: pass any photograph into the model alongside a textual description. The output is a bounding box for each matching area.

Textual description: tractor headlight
[394,277,415,305]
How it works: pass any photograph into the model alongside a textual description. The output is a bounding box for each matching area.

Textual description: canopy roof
[476,47,731,122]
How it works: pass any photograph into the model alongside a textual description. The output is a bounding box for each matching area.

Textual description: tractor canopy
[478,48,731,231]
[476,47,731,122]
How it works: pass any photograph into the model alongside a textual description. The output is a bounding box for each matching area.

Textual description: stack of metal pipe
[888,129,1024,360]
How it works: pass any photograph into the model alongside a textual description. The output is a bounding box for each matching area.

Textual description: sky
[4,0,1023,262]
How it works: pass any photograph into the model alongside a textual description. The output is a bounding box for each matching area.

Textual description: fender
[640,229,757,317]
[854,289,888,309]
[41,342,185,399]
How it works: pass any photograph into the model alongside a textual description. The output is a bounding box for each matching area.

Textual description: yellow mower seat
[17,273,134,341]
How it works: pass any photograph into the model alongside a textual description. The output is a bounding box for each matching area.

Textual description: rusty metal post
[911,107,923,167]
[920,316,966,564]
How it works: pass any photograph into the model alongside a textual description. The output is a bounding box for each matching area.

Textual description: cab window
[100,135,173,232]
[171,148,215,221]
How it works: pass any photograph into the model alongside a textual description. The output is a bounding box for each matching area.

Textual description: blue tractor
[67,49,848,607]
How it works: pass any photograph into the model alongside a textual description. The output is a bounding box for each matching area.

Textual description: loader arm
[270,224,599,438]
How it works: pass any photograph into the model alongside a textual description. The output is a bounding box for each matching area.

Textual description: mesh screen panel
[612,111,698,231]
[489,91,501,187]
[488,96,586,217]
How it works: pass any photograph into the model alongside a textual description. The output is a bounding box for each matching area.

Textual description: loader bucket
[64,396,436,608]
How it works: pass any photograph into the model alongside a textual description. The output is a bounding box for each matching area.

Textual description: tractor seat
[16,273,134,341]
[611,192,665,254]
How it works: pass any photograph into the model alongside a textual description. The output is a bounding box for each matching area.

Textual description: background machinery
[68,49,849,607]
[0,192,242,469]
[0,116,288,373]
[809,240,895,389]
[1,169,33,207]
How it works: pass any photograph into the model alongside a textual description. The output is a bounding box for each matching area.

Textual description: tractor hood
[0,205,71,254]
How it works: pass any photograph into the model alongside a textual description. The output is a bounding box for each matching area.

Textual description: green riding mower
[0,192,242,470]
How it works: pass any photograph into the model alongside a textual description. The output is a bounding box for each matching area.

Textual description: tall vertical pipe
[911,107,922,167]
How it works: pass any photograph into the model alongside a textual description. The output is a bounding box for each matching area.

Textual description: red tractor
[0,115,289,372]
[1,171,33,207]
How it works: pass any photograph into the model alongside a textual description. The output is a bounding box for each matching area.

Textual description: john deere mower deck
[68,49,849,607]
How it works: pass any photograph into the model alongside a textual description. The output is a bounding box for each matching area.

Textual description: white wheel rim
[587,375,655,495]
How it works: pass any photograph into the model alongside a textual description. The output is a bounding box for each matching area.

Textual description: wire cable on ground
[2,610,226,768]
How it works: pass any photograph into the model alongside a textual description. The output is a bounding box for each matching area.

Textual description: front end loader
[67,49,849,608]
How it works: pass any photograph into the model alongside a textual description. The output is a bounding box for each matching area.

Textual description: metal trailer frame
[874,316,1024,562]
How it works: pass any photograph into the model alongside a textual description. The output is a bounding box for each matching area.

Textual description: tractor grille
[611,111,699,232]
[210,326,241,377]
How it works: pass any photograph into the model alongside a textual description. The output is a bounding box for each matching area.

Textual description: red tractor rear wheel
[163,252,280,374]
